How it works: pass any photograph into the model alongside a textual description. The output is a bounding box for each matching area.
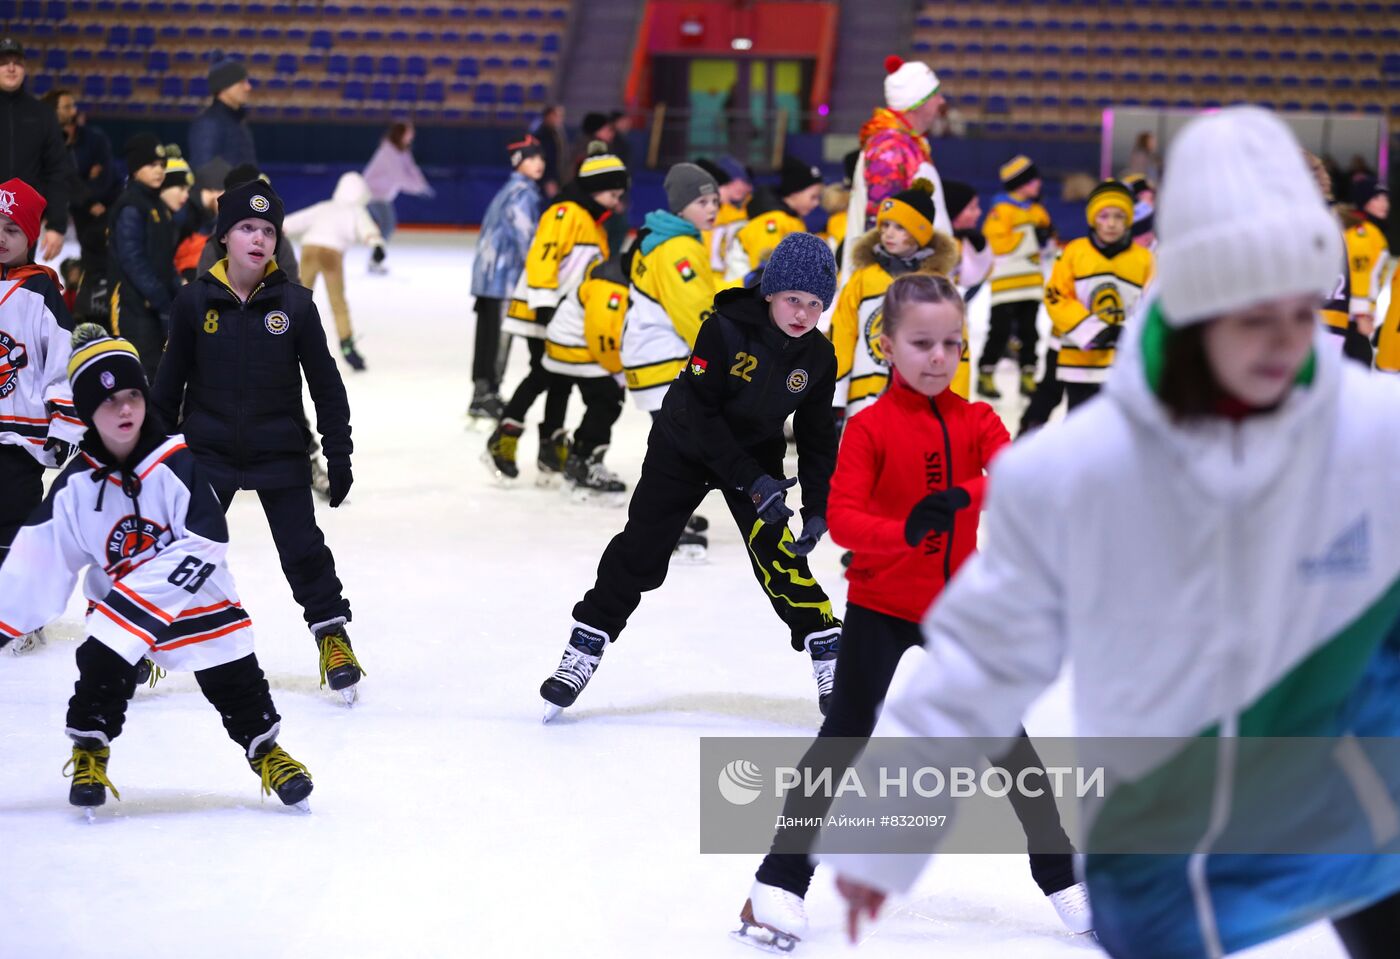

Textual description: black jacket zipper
[928,396,955,582]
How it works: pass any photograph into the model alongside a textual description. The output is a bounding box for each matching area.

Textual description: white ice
[1,233,1347,958]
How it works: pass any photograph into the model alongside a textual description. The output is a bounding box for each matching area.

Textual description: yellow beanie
[1085,180,1135,229]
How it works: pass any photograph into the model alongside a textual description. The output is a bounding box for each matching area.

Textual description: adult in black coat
[0,37,76,261]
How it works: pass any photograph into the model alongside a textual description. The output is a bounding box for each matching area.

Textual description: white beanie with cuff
[1155,105,1341,327]
[883,56,940,113]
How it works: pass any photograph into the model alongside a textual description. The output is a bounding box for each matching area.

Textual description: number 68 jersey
[0,433,256,672]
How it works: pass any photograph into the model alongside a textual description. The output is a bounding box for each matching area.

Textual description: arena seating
[5,0,569,123]
[913,0,1400,138]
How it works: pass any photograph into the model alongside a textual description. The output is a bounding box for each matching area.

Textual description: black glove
[328,462,353,508]
[1086,323,1122,351]
[371,245,386,264]
[43,437,75,464]
[748,474,797,525]
[1034,225,1055,247]
[789,516,827,557]
[955,227,987,253]
[904,487,971,546]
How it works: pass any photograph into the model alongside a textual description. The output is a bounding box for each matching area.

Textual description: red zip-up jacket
[829,370,1010,623]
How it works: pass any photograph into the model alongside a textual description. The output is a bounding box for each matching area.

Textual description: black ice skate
[564,444,626,505]
[248,726,314,810]
[63,733,120,820]
[686,514,708,534]
[133,657,165,689]
[673,529,708,565]
[340,336,367,372]
[536,426,568,487]
[540,623,607,722]
[314,618,365,705]
[804,626,841,716]
[466,380,505,427]
[482,418,524,484]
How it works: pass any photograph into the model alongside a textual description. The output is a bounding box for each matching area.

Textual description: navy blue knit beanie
[760,232,838,309]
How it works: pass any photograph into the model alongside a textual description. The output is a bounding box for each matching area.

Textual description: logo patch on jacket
[863,309,888,366]
[554,206,567,220]
[106,515,166,569]
[607,291,622,311]
[675,259,696,282]
[690,355,708,376]
[1299,517,1370,579]
[0,330,28,399]
[765,219,778,234]
[264,310,290,335]
[786,369,809,393]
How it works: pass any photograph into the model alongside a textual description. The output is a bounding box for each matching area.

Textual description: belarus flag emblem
[675,259,696,282]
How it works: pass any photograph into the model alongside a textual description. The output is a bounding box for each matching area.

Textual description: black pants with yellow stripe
[573,432,840,651]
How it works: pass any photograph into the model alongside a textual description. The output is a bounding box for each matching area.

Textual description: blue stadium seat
[422,79,445,102]
[44,47,66,70]
[394,81,417,101]
[450,80,473,96]
[389,29,409,44]
[406,55,427,77]
[352,54,374,75]
[502,82,524,104]
[370,80,392,101]
[541,32,559,52]
[431,54,452,69]
[528,82,546,101]
[474,82,498,105]
[484,55,505,70]
[82,74,105,98]
[30,74,52,95]
[276,53,297,75]
[457,56,479,77]
[310,29,333,49]
[380,55,402,76]
[189,75,208,97]
[327,54,349,75]
[343,80,366,100]
[108,24,129,45]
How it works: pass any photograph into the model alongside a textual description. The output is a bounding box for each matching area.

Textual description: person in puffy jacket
[822,106,1400,959]
[281,171,384,371]
[152,180,364,704]
[107,134,180,379]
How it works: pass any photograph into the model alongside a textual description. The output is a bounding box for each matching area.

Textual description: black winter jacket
[151,259,351,490]
[0,85,74,232]
[107,181,179,321]
[654,284,837,520]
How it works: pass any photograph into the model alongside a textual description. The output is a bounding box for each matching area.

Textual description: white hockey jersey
[0,278,84,466]
[0,433,256,672]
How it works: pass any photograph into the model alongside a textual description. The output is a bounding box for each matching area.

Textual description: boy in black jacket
[152,181,364,703]
[541,232,843,721]
[108,134,181,378]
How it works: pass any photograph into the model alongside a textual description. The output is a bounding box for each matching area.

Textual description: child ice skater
[152,180,364,704]
[735,274,1087,949]
[281,171,385,371]
[724,156,824,283]
[0,325,313,813]
[539,233,845,720]
[1021,180,1155,432]
[0,178,85,654]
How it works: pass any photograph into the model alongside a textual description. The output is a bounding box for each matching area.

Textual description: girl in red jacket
[735,273,1087,950]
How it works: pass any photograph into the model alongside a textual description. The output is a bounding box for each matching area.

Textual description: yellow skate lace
[491,431,519,461]
[317,632,366,689]
[63,746,121,800]
[254,746,312,800]
[146,664,166,689]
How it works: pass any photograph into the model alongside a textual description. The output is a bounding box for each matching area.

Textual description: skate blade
[8,634,42,656]
[293,799,312,813]
[82,807,97,824]
[731,923,798,954]
[672,544,708,566]
[566,486,627,508]
[535,472,562,489]
[479,451,519,488]
[338,684,359,706]
[464,415,497,432]
[542,702,563,723]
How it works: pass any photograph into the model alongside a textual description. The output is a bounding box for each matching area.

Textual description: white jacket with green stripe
[818,298,1400,958]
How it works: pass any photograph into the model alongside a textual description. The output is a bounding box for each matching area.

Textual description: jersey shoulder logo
[675,258,696,282]
[554,206,567,220]
[0,330,28,399]
[606,291,622,311]
[786,369,809,393]
[765,219,778,234]
[689,355,708,376]
[264,310,290,335]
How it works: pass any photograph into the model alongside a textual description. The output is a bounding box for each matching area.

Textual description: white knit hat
[1155,106,1341,327]
[883,56,940,113]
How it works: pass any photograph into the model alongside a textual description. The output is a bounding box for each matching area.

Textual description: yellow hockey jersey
[502,198,609,340]
[827,230,966,415]
[623,231,716,410]
[1378,269,1400,374]
[724,204,806,282]
[544,258,629,379]
[985,196,1053,306]
[1045,237,1155,384]
[821,209,849,256]
[1344,220,1392,316]
[705,201,749,272]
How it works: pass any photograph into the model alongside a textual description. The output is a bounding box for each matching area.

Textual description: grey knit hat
[664,162,718,214]
[208,59,249,98]
[760,232,838,309]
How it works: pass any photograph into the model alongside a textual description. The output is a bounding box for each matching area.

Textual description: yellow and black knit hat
[162,157,194,191]
[999,155,1040,192]
[576,145,629,194]
[1085,179,1135,228]
[876,178,937,247]
[68,324,148,424]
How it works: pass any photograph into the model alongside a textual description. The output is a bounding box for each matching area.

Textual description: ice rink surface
[0,232,1346,958]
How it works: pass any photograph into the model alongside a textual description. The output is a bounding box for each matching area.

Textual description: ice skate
[536,426,568,487]
[686,514,708,534]
[313,618,364,705]
[1047,881,1094,935]
[482,418,523,485]
[1020,368,1038,397]
[977,370,1002,400]
[310,454,332,501]
[803,626,840,716]
[672,529,708,564]
[7,626,45,656]
[367,259,388,276]
[732,881,807,953]
[134,657,164,689]
[339,336,367,371]
[248,726,314,809]
[466,380,504,428]
[540,623,607,721]
[64,733,120,813]
[564,444,627,506]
